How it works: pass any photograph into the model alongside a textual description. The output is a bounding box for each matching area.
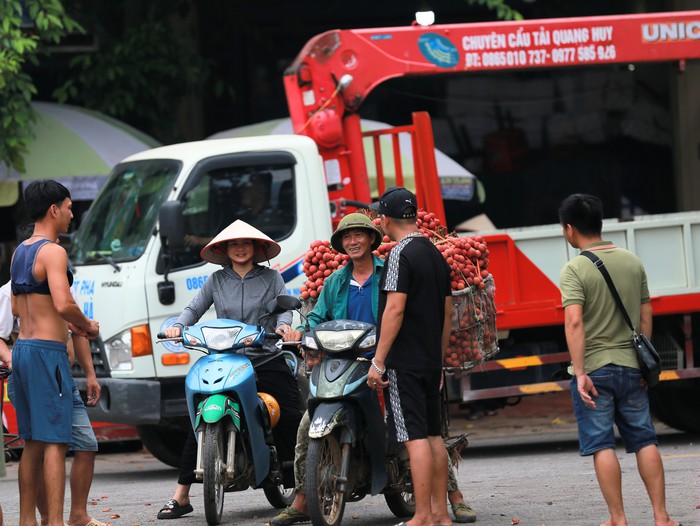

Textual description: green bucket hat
[330,213,383,255]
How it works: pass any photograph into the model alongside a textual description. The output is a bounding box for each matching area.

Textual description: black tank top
[11,239,74,295]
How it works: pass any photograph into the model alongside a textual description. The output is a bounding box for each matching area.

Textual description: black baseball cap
[369,186,418,219]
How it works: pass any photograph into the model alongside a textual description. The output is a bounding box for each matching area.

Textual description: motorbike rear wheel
[385,491,415,518]
[263,485,295,509]
[202,421,226,525]
[306,434,346,526]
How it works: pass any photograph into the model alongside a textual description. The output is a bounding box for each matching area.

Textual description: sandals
[157,499,194,520]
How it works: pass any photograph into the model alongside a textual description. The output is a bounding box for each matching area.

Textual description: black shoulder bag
[580,251,661,387]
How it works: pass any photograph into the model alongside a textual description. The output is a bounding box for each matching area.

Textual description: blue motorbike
[157,295,302,525]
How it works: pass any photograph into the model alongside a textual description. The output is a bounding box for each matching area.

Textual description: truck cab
[70,135,331,466]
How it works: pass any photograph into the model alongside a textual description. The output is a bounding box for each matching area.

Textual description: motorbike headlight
[304,335,318,350]
[105,330,134,371]
[202,327,242,351]
[316,330,366,352]
[358,333,376,349]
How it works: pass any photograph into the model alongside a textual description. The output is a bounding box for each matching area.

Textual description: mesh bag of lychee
[444,275,499,371]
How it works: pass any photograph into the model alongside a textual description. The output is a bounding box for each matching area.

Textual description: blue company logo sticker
[160,316,184,353]
[418,33,459,68]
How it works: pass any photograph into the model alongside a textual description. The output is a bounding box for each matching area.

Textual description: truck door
[144,151,305,379]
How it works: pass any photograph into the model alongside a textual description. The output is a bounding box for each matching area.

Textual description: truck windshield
[70,160,181,265]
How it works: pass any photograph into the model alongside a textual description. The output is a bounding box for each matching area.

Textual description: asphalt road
[2,392,698,526]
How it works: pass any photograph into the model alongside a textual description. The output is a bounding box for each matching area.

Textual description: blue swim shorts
[571,364,658,456]
[8,376,98,451]
[12,339,73,444]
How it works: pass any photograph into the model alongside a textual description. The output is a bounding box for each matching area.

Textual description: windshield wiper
[89,252,122,272]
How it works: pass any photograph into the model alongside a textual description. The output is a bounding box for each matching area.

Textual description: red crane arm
[284,11,700,215]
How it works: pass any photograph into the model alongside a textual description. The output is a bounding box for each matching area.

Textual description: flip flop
[157,499,194,520]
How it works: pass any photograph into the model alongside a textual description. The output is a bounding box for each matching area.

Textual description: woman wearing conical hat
[157,220,302,520]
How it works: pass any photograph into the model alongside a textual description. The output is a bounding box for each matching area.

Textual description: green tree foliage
[466,0,523,21]
[0,0,82,173]
[53,1,211,142]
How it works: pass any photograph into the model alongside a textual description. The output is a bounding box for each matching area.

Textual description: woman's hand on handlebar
[164,326,182,338]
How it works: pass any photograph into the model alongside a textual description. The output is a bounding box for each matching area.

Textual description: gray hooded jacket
[175,265,292,358]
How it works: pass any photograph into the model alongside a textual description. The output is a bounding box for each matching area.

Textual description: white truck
[70,135,333,465]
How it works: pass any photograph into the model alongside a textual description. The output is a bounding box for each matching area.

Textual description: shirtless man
[10,181,99,526]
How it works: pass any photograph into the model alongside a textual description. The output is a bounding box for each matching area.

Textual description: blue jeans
[571,364,658,456]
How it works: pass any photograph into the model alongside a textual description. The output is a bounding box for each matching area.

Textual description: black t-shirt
[378,233,451,371]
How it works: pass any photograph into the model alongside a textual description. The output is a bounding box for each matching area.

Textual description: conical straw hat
[200,220,281,265]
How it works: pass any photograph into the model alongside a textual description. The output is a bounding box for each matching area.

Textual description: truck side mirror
[158,280,176,305]
[159,201,185,250]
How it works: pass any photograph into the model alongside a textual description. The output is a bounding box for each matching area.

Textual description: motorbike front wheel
[202,421,226,525]
[306,434,346,526]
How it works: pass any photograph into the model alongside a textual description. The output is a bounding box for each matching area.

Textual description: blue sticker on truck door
[73,279,95,318]
[418,33,459,68]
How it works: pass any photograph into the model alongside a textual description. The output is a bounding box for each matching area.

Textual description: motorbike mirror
[266,294,302,314]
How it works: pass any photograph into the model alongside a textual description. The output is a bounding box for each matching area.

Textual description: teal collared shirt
[300,255,385,330]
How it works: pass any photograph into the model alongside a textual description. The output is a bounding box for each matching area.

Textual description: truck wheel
[306,434,346,526]
[202,421,226,525]
[136,425,188,468]
[649,380,700,433]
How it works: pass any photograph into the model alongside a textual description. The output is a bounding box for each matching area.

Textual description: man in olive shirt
[559,193,678,526]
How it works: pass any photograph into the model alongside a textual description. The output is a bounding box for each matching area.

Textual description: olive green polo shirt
[560,241,650,374]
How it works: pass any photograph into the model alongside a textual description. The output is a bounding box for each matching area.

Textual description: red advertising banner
[347,11,700,73]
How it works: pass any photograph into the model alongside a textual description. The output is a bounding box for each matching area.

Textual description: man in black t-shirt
[368,187,453,526]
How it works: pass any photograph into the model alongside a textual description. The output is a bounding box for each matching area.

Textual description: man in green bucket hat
[269,212,476,525]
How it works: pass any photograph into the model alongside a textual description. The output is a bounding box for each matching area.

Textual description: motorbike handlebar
[156,331,183,344]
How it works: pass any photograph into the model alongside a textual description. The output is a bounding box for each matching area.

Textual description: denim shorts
[68,379,98,452]
[571,364,658,456]
[8,372,97,452]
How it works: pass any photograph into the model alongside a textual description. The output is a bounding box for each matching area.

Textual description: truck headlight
[104,324,152,371]
[105,330,135,371]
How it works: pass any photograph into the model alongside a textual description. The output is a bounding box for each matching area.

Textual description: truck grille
[70,337,111,378]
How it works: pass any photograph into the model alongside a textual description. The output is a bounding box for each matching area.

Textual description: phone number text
[465,44,617,69]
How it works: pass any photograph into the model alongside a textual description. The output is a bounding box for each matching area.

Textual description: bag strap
[579,250,636,333]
